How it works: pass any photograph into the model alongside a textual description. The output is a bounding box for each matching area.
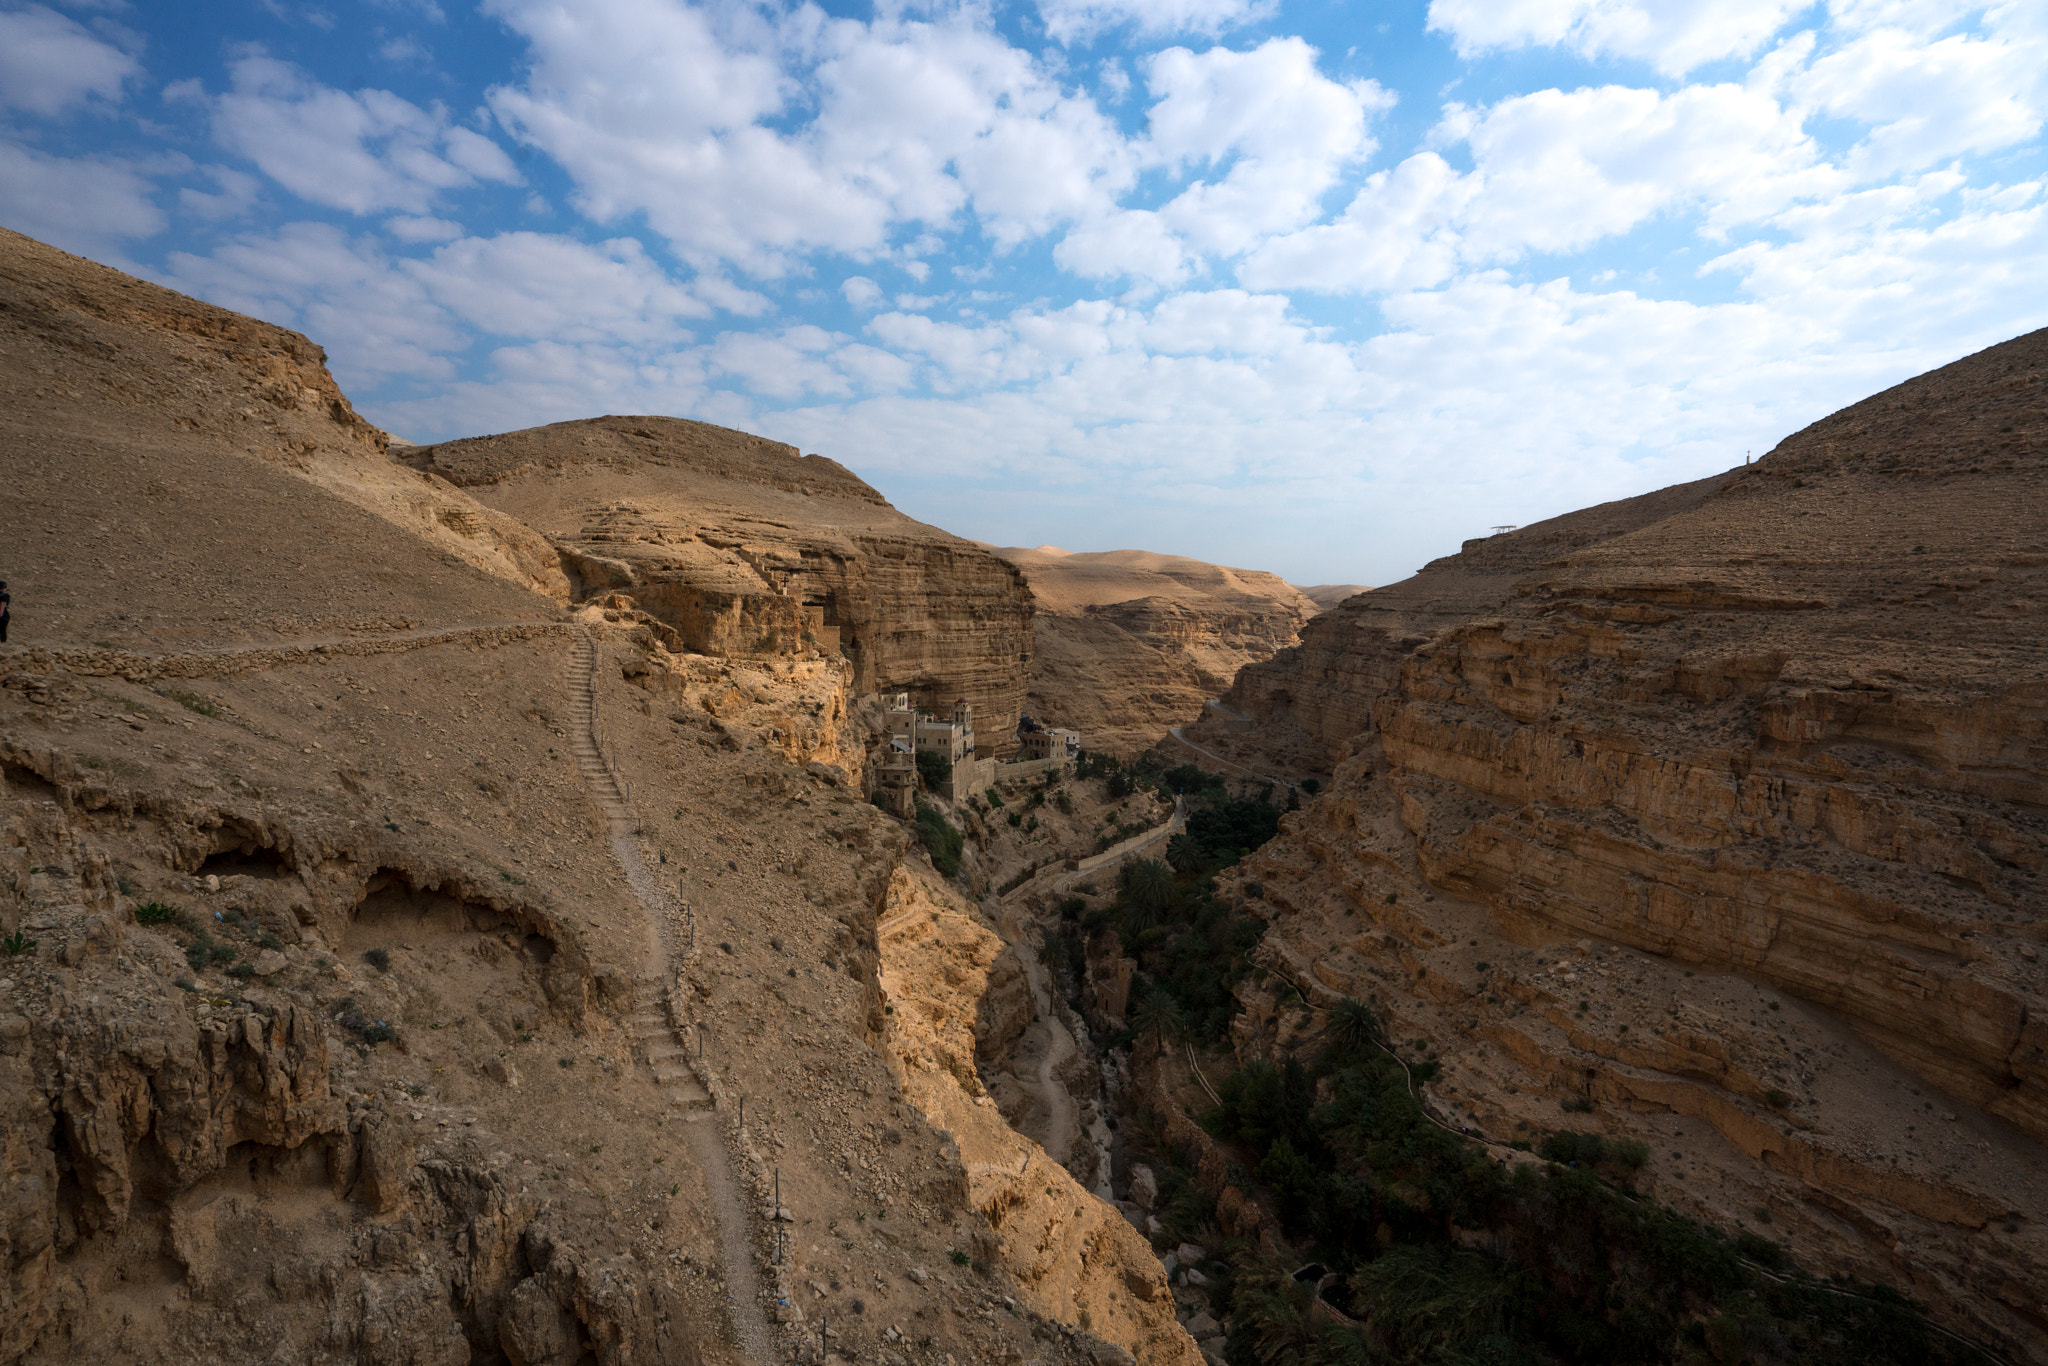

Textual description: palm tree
[1166,833,1201,875]
[1120,857,1175,928]
[1327,998,1383,1057]
[1128,990,1184,1057]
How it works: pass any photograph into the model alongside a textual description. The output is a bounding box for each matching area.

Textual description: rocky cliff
[876,865,1201,1366]
[407,419,1036,753]
[994,546,1321,755]
[1189,327,2048,1359]
[0,227,1173,1366]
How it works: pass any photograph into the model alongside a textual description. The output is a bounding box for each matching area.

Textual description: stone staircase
[625,985,714,1118]
[566,628,777,1361]
[567,631,630,823]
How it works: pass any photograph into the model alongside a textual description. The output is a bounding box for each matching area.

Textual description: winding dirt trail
[999,907,1082,1172]
[568,629,778,1365]
[21,619,569,680]
[1168,720,1299,791]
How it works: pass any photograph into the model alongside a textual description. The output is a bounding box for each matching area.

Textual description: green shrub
[184,932,238,972]
[915,749,951,789]
[166,690,220,717]
[1539,1130,1605,1166]
[914,802,964,878]
[985,787,1004,807]
[2,930,34,956]
[135,901,184,926]
[363,947,391,972]
[1006,810,1022,827]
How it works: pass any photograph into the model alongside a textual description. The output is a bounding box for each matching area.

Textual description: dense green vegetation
[1160,1021,1992,1366]
[914,800,964,877]
[1050,758,1285,1044]
[914,748,951,789]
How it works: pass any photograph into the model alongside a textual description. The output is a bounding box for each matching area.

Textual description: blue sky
[3,0,2044,586]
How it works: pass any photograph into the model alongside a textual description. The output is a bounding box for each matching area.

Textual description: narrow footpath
[568,628,778,1365]
[1168,720,1299,791]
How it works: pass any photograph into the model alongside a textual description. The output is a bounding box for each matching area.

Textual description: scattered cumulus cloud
[205,54,521,214]
[1426,0,1810,76]
[1036,0,1278,44]
[0,5,141,114]
[0,141,164,252]
[4,0,2047,583]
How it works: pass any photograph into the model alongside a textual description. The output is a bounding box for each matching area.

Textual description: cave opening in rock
[3,761,61,803]
[198,841,290,879]
[348,868,515,947]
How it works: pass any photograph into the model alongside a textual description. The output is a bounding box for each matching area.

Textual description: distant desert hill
[1294,583,1371,611]
[991,545,1318,755]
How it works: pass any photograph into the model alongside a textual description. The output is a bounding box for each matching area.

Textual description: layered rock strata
[1188,327,2048,1360]
[408,419,1035,752]
[994,546,1321,755]
[0,225,1195,1366]
[877,865,1201,1366]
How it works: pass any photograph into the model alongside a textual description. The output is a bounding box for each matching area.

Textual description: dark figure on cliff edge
[0,581,9,644]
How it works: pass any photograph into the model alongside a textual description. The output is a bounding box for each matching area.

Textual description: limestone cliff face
[410,418,1035,752]
[876,866,1202,1366]
[1200,327,2048,1360]
[995,546,1320,755]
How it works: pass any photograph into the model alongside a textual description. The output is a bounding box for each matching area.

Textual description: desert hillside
[1293,583,1370,611]
[0,228,1191,1366]
[993,545,1320,755]
[406,418,1035,754]
[1172,327,2048,1357]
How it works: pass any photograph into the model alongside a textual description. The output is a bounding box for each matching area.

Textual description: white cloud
[1053,207,1195,284]
[156,222,730,398]
[207,54,522,214]
[1793,20,2048,178]
[161,223,465,383]
[1141,288,1300,353]
[1452,81,1830,254]
[1705,172,2048,345]
[1239,151,1471,292]
[1145,39,1393,257]
[484,0,1134,273]
[0,141,163,252]
[1427,0,1808,76]
[386,214,465,242]
[1036,0,1276,44]
[177,166,261,222]
[709,326,852,400]
[401,232,708,342]
[1246,80,1831,292]
[0,5,140,114]
[841,275,884,308]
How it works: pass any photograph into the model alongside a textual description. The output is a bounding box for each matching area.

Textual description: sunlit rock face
[409,415,1036,753]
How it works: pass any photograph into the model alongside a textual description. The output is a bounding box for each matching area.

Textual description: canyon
[1182,325,2048,1358]
[4,210,2045,1366]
